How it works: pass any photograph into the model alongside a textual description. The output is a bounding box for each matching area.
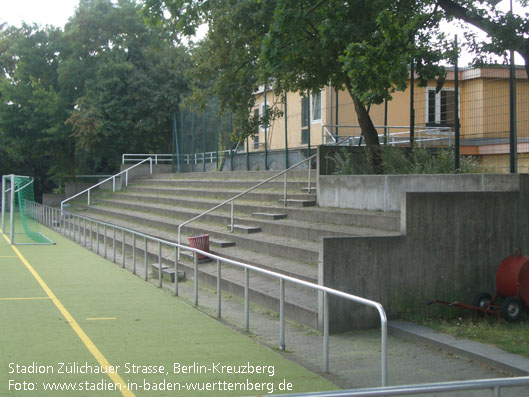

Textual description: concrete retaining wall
[319,175,529,332]
[318,174,522,212]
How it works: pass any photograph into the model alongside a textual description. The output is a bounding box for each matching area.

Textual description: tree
[62,0,191,174]
[434,0,529,78]
[0,23,72,192]
[142,0,448,172]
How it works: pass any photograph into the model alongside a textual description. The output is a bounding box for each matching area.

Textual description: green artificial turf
[0,225,337,396]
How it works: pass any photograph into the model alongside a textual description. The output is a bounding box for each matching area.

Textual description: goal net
[1,174,55,245]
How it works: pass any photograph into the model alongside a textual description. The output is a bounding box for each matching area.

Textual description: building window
[311,92,321,123]
[426,88,456,127]
[253,108,261,149]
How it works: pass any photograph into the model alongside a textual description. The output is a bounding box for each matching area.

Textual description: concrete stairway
[72,170,400,329]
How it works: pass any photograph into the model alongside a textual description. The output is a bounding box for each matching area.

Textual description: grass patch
[418,315,529,358]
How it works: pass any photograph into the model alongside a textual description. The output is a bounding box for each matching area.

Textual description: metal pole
[216,100,219,171]
[174,246,178,296]
[1,176,6,234]
[89,221,92,250]
[158,241,162,287]
[307,91,311,157]
[180,108,184,172]
[264,84,268,170]
[172,111,177,173]
[384,98,388,145]
[410,59,415,149]
[217,259,221,317]
[144,237,148,281]
[132,233,136,275]
[113,227,116,262]
[194,251,198,306]
[284,90,289,168]
[96,223,99,255]
[283,173,287,207]
[230,201,234,232]
[246,136,250,171]
[104,225,107,259]
[279,278,285,350]
[454,35,460,171]
[244,267,249,332]
[509,0,517,174]
[191,105,195,172]
[84,219,87,246]
[10,175,15,244]
[335,89,339,136]
[323,291,329,373]
[122,229,125,268]
[202,115,206,172]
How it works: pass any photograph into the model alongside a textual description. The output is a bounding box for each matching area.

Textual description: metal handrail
[176,153,317,261]
[61,158,153,215]
[29,200,388,386]
[122,150,236,165]
[277,376,529,396]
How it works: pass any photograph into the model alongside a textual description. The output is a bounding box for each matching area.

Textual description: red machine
[430,251,529,322]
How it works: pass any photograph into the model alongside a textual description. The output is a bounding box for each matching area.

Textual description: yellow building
[249,66,529,172]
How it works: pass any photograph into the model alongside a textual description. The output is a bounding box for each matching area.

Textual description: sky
[0,0,526,66]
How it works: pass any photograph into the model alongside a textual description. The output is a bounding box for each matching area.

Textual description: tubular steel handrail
[122,151,235,166]
[322,125,454,148]
[61,158,153,215]
[276,376,529,396]
[29,200,388,386]
[176,153,317,262]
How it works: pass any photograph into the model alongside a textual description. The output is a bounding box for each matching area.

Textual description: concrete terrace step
[92,198,395,244]
[152,170,317,181]
[65,214,319,327]
[144,178,316,191]
[126,186,316,202]
[81,204,321,264]
[109,191,400,231]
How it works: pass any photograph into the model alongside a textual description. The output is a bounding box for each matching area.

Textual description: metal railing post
[230,201,234,232]
[174,246,178,296]
[308,161,312,194]
[125,170,128,187]
[104,224,107,259]
[283,173,287,207]
[158,241,162,287]
[144,237,148,281]
[149,158,153,174]
[217,259,221,317]
[96,223,99,255]
[244,268,249,332]
[194,251,198,306]
[494,386,501,397]
[324,291,329,373]
[89,221,93,250]
[113,227,116,262]
[122,229,125,268]
[112,177,116,192]
[132,233,136,275]
[83,218,87,246]
[88,190,90,206]
[280,278,285,350]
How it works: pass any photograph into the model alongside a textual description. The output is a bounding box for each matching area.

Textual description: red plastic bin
[188,234,210,260]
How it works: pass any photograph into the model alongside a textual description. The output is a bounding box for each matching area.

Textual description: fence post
[174,246,178,296]
[217,259,221,317]
[279,278,285,350]
[323,291,329,373]
[144,237,148,281]
[194,252,198,306]
[244,267,249,332]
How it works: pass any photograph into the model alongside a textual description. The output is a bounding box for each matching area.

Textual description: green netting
[13,176,54,245]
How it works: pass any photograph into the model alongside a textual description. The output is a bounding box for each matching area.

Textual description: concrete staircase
[71,170,400,329]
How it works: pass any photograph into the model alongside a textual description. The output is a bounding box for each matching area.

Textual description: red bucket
[188,234,210,260]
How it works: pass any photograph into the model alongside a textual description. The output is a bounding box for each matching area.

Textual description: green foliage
[143,0,449,156]
[0,0,191,194]
[328,146,482,175]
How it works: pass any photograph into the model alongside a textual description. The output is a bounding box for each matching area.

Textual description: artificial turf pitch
[0,225,337,396]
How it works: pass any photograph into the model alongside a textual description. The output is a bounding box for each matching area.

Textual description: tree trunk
[348,89,384,174]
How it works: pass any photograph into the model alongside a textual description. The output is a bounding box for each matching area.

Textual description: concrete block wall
[318,174,523,212]
[319,175,529,332]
